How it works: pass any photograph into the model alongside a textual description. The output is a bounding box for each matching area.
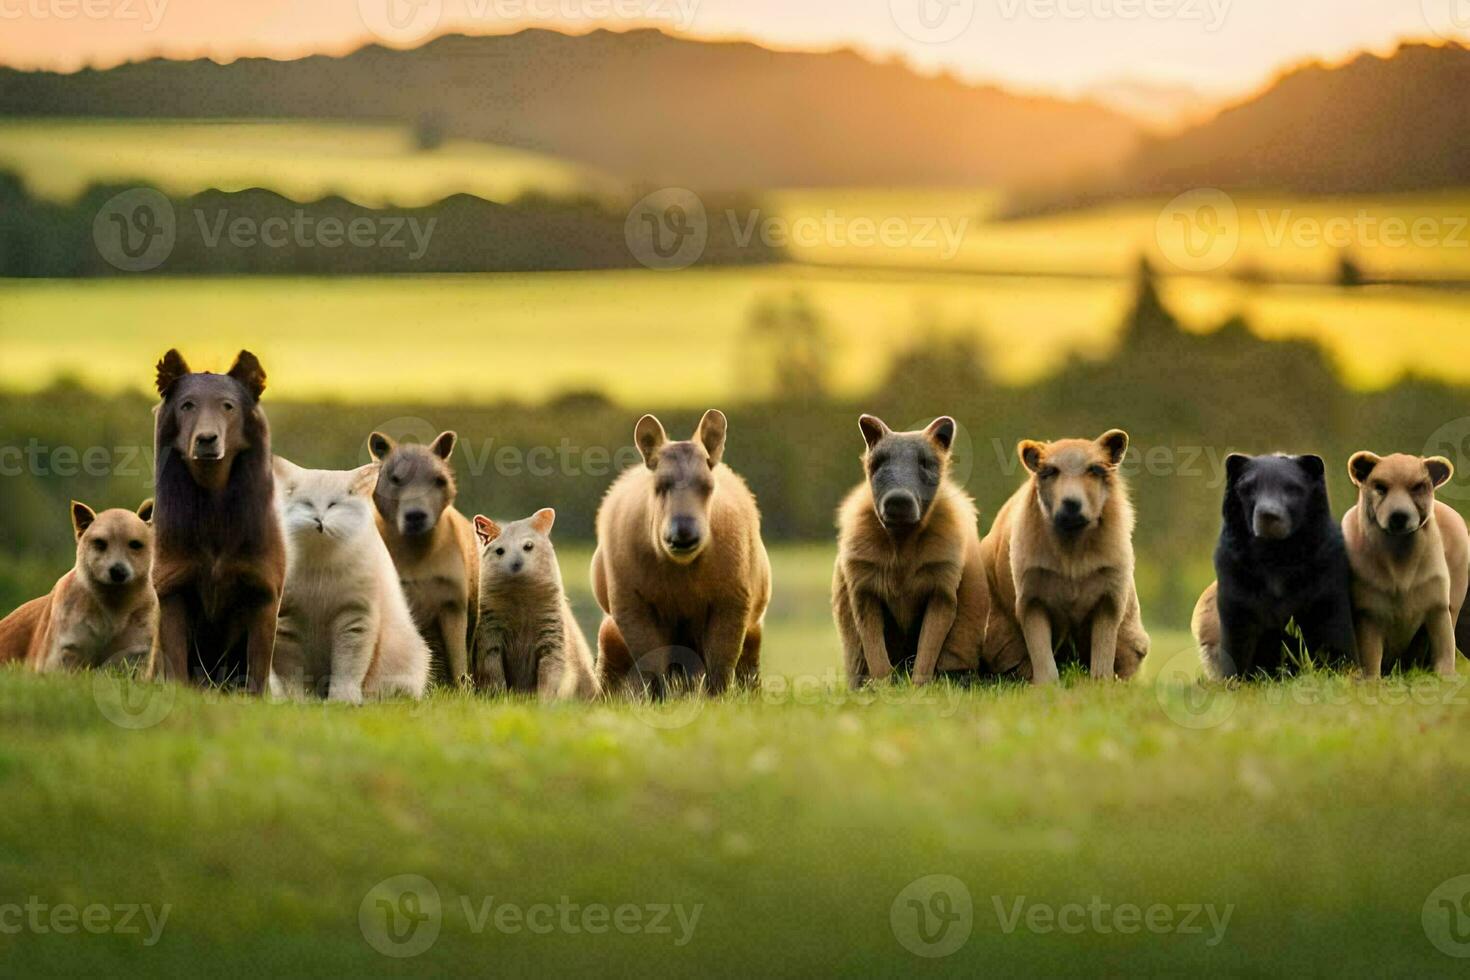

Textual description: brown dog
[0,500,156,672]
[832,415,988,688]
[369,431,479,685]
[592,410,771,696]
[981,430,1149,683]
[1343,452,1469,676]
[147,350,285,693]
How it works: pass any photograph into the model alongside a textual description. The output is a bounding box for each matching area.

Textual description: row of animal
[0,349,1465,697]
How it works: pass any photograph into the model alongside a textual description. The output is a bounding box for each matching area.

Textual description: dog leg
[327,611,377,705]
[243,602,278,696]
[1354,617,1384,679]
[1089,608,1121,681]
[736,622,762,690]
[1216,610,1261,679]
[536,651,566,702]
[150,595,191,683]
[1428,605,1457,678]
[441,604,470,686]
[854,594,894,683]
[1021,603,1059,685]
[913,595,957,686]
[700,611,748,697]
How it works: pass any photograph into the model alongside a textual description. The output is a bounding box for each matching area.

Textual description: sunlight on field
[4,269,1470,403]
[0,119,618,207]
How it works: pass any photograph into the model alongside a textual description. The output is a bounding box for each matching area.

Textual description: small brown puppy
[1343,452,1468,677]
[369,431,480,685]
[981,430,1149,683]
[0,500,156,672]
[592,410,771,696]
[832,415,988,688]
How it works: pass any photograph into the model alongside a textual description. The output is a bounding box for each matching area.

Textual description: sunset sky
[0,0,1462,98]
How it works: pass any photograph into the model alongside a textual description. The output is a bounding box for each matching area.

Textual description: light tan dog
[1343,452,1468,677]
[832,415,988,688]
[592,410,771,696]
[981,430,1149,683]
[0,500,157,672]
[369,431,479,685]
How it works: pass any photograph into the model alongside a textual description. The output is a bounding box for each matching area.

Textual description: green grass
[0,119,620,207]
[5,268,1470,404]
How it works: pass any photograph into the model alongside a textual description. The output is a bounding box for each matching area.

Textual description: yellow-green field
[0,119,620,207]
[3,269,1469,403]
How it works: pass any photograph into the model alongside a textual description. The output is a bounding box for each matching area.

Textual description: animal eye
[91,539,107,552]
[1038,467,1058,480]
[129,540,144,551]
[222,402,235,412]
[435,477,448,489]
[495,547,505,557]
[1416,481,1430,494]
[523,542,534,552]
[1088,465,1108,477]
[1373,482,1389,494]
[180,401,196,412]
[390,475,403,486]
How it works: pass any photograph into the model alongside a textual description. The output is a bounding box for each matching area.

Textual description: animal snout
[509,559,524,575]
[1252,504,1290,540]
[1387,509,1415,534]
[1053,496,1089,531]
[107,563,130,584]
[879,490,921,526]
[401,509,431,534]
[192,432,221,457]
[665,518,702,552]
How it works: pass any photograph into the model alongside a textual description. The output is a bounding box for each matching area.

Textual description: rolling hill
[0,28,1139,191]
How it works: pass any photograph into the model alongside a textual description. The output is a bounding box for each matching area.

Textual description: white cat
[271,458,430,702]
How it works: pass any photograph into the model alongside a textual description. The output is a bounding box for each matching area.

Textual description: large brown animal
[832,415,988,688]
[1342,452,1469,677]
[368,431,479,685]
[0,500,156,671]
[592,410,770,696]
[147,350,285,693]
[981,430,1149,683]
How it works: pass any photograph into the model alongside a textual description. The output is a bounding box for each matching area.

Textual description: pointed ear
[696,410,727,468]
[858,414,890,450]
[473,515,501,546]
[71,501,97,540]
[227,350,267,400]
[530,508,556,535]
[1098,429,1129,466]
[1348,452,1380,487]
[1018,440,1046,474]
[1296,454,1326,480]
[925,417,956,454]
[430,431,457,461]
[155,349,190,398]
[136,499,155,524]
[635,415,667,470]
[350,464,379,497]
[1426,456,1454,489]
[1226,453,1251,485]
[368,432,395,462]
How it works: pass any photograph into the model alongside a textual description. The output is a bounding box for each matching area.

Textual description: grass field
[4,268,1470,404]
[0,119,621,207]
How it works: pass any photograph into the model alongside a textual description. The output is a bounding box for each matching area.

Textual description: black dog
[1192,453,1357,678]
[147,350,285,693]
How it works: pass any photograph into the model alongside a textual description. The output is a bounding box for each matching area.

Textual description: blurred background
[2,1,1470,674]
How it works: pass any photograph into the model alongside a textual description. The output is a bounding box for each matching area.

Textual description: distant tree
[413,112,446,152]
[740,293,831,401]
[1336,251,1366,288]
[881,319,988,400]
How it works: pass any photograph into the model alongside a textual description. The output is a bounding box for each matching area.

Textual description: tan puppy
[369,431,480,685]
[0,500,157,672]
[592,410,771,696]
[1343,452,1468,677]
[981,430,1149,683]
[832,415,988,687]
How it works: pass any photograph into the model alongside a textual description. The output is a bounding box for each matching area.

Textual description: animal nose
[666,519,701,550]
[879,490,921,525]
[403,510,429,532]
[108,564,129,584]
[195,433,218,447]
[1059,497,1084,516]
[1388,510,1413,533]
[1253,504,1290,539]
[509,559,524,574]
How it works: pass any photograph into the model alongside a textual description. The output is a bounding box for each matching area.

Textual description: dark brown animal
[981,430,1149,683]
[592,410,770,696]
[146,350,285,693]
[369,431,479,685]
[832,415,988,688]
[0,500,156,672]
